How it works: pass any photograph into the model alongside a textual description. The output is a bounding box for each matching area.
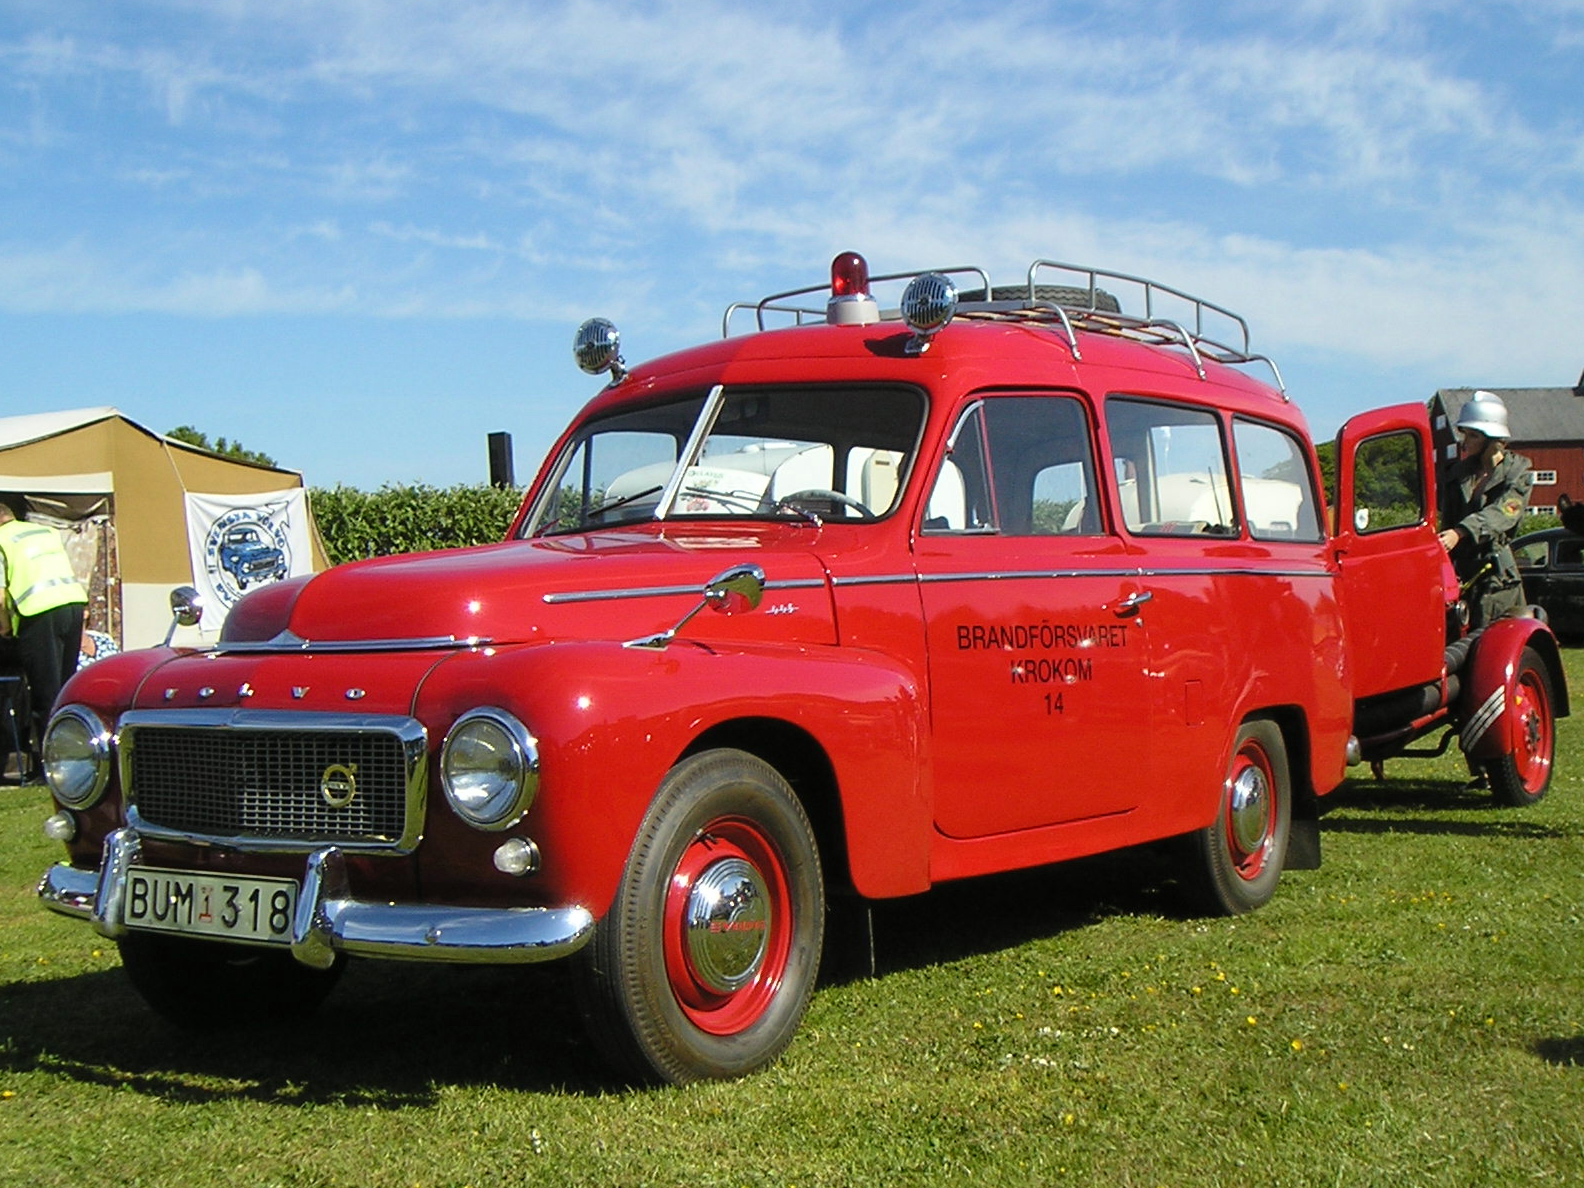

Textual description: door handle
[1115,591,1153,618]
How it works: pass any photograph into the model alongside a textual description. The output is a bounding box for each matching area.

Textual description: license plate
[124,866,298,946]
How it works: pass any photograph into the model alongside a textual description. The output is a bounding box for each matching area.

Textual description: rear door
[1334,404,1447,700]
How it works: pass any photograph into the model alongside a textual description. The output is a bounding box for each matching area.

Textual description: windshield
[522,384,927,536]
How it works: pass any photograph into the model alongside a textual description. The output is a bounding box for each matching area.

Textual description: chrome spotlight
[900,273,958,354]
[573,317,628,384]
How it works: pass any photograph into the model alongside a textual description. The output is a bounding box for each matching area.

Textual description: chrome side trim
[216,633,489,654]
[909,566,1329,585]
[544,577,824,605]
[547,564,1332,605]
[119,711,429,854]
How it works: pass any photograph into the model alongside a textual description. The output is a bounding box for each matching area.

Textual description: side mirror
[627,564,766,650]
[702,564,765,617]
[164,585,204,645]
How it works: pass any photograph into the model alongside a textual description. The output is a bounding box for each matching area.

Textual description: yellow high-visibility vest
[0,519,88,629]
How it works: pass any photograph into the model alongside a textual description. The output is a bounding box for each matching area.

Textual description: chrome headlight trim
[43,706,113,809]
[440,708,539,831]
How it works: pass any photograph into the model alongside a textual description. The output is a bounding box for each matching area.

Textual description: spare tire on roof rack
[957,284,1122,313]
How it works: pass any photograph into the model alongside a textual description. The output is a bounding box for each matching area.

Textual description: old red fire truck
[37,252,1565,1084]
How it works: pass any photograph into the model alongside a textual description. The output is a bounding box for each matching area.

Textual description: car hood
[220,525,838,650]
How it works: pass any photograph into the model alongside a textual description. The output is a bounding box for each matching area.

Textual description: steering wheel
[775,489,877,521]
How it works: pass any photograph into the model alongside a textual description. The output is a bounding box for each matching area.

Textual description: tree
[166,425,278,468]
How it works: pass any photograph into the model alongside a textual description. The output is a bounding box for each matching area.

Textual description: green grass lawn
[4,654,1583,1187]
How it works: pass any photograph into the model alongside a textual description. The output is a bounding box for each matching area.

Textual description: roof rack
[722,258,1286,395]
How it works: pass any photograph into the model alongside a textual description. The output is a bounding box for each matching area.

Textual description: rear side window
[923,395,1102,535]
[1105,398,1236,536]
[1232,419,1323,542]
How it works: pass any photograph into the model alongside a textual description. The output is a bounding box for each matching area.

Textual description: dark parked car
[1515,527,1584,638]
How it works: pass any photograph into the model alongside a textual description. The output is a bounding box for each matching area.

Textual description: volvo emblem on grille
[320,763,359,809]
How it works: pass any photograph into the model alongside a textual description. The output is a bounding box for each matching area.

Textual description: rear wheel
[576,749,824,1085]
[1184,720,1291,915]
[1483,647,1555,807]
[117,933,344,1028]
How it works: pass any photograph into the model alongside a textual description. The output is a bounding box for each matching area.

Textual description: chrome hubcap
[1228,763,1270,856]
[683,856,770,994]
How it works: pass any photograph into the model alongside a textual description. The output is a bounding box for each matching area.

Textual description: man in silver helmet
[1438,390,1533,627]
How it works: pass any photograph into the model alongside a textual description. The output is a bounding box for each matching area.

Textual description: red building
[1431,372,1584,516]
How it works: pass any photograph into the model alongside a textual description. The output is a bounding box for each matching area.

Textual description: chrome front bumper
[38,828,595,970]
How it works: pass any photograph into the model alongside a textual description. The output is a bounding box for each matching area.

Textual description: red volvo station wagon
[38,253,1566,1084]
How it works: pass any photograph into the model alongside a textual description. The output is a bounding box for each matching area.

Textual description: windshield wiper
[542,485,662,534]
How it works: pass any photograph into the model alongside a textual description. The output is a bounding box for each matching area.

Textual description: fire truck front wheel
[1483,646,1556,807]
[1185,719,1291,916]
[576,748,826,1085]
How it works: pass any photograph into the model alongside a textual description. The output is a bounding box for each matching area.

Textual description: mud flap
[1284,816,1322,871]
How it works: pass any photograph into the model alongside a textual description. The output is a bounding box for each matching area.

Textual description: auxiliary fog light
[42,812,77,843]
[493,836,541,877]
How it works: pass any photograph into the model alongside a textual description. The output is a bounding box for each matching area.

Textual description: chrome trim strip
[120,709,424,731]
[549,564,1330,604]
[543,577,825,605]
[216,633,488,654]
[118,711,429,854]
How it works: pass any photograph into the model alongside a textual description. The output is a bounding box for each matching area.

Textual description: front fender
[1459,617,1569,760]
[414,639,927,919]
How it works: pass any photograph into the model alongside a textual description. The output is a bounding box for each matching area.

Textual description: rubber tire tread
[574,748,824,1086]
[1185,719,1291,917]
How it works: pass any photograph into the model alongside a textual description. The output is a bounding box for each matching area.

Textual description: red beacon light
[827,251,880,326]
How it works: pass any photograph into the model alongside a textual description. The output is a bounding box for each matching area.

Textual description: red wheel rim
[1225,739,1276,881]
[662,816,793,1036]
[1511,670,1554,795]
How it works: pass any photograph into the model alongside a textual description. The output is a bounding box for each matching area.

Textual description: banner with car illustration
[184,489,315,630]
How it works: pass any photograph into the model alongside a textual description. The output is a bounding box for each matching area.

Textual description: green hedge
[309,484,524,565]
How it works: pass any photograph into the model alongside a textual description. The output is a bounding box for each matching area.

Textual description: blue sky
[1,0,1581,489]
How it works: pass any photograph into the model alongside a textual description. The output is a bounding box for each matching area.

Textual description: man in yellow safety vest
[0,499,88,773]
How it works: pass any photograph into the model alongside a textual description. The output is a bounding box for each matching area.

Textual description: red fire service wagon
[37,253,1566,1084]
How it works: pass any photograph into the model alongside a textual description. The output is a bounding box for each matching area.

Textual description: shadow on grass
[0,958,620,1104]
[849,843,1190,981]
[1319,776,1572,839]
[3,846,1192,1103]
[1535,1037,1584,1067]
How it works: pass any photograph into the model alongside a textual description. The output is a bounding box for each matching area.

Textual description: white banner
[183,489,315,631]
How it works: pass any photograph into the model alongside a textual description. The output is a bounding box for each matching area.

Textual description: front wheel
[1184,720,1291,915]
[576,749,825,1085]
[117,933,344,1028]
[1483,647,1556,807]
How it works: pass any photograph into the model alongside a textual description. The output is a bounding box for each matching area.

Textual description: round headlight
[440,708,539,830]
[43,707,112,809]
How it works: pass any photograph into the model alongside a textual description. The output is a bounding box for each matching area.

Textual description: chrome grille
[121,712,426,851]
